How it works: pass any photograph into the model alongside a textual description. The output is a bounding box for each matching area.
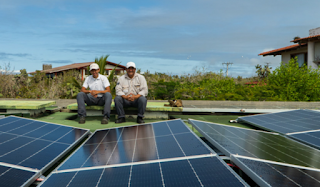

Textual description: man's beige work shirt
[116,73,148,97]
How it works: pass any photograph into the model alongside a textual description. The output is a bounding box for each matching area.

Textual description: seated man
[114,62,148,124]
[76,63,112,124]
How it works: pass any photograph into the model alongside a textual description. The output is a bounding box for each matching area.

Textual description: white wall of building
[105,64,125,70]
[281,47,307,64]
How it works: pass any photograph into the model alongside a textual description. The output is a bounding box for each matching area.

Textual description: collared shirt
[83,74,110,97]
[116,73,148,97]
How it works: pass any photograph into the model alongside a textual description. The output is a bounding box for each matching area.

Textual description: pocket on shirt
[123,86,129,93]
[134,84,140,91]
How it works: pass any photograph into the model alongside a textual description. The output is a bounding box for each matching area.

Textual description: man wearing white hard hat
[76,63,112,124]
[114,62,148,124]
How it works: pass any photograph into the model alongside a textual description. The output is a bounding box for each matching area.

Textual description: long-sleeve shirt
[116,73,148,97]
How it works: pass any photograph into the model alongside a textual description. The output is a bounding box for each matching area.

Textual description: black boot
[115,118,126,123]
[101,116,108,124]
[79,116,85,124]
[137,116,145,124]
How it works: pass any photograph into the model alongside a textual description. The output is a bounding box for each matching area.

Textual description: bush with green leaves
[266,57,320,101]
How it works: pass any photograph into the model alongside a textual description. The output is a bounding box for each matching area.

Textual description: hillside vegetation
[1,58,320,101]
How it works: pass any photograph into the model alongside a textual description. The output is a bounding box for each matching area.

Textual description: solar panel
[0,164,38,187]
[0,116,90,187]
[58,120,212,170]
[40,119,248,187]
[237,109,320,134]
[288,130,320,149]
[231,155,320,187]
[188,119,320,169]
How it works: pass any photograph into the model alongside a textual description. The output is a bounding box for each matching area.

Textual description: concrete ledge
[0,100,56,110]
[67,102,183,112]
[0,100,56,117]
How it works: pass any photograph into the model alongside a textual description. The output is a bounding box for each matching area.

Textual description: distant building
[259,27,320,69]
[29,61,126,80]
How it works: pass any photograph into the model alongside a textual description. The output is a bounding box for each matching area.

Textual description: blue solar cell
[21,143,69,169]
[40,126,73,142]
[23,124,60,138]
[174,133,212,156]
[155,135,184,159]
[0,140,50,167]
[152,122,171,136]
[289,131,320,149]
[97,166,131,186]
[82,142,117,167]
[6,121,46,135]
[107,140,135,165]
[133,138,158,162]
[0,119,33,132]
[59,144,100,170]
[190,157,246,186]
[130,163,162,187]
[119,126,138,141]
[0,116,21,125]
[40,171,76,187]
[67,169,103,187]
[56,128,88,144]
[0,165,37,187]
[0,133,17,143]
[167,120,190,134]
[161,159,201,186]
[0,136,34,156]
[137,124,154,138]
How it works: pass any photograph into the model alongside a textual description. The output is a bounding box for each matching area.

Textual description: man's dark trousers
[77,92,112,118]
[114,96,147,118]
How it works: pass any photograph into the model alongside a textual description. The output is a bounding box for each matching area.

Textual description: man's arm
[81,87,91,94]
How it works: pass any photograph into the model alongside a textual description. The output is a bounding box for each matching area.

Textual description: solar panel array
[40,119,248,187]
[189,119,320,187]
[237,109,320,149]
[0,116,89,187]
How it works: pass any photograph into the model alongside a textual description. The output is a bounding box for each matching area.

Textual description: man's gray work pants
[76,92,112,118]
[114,96,147,118]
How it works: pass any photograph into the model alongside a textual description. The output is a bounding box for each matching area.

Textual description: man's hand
[128,93,141,101]
[90,90,99,98]
[122,93,141,101]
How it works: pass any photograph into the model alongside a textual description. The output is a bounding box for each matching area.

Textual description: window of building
[291,53,307,67]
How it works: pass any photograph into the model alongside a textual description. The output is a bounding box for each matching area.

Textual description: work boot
[101,116,108,124]
[137,116,145,124]
[115,118,126,124]
[79,116,85,124]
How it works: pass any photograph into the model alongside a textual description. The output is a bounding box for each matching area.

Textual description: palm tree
[95,55,109,75]
[91,55,121,97]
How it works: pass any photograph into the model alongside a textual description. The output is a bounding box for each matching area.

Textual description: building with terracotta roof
[29,61,126,80]
[259,27,320,69]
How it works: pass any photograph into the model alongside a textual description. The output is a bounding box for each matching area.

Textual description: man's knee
[137,96,147,104]
[103,92,112,99]
[114,96,122,103]
[77,92,86,99]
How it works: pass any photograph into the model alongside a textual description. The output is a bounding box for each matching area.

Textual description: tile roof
[291,34,320,43]
[259,43,307,56]
[29,61,126,74]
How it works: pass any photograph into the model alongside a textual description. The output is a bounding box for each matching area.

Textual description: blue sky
[1,0,320,77]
